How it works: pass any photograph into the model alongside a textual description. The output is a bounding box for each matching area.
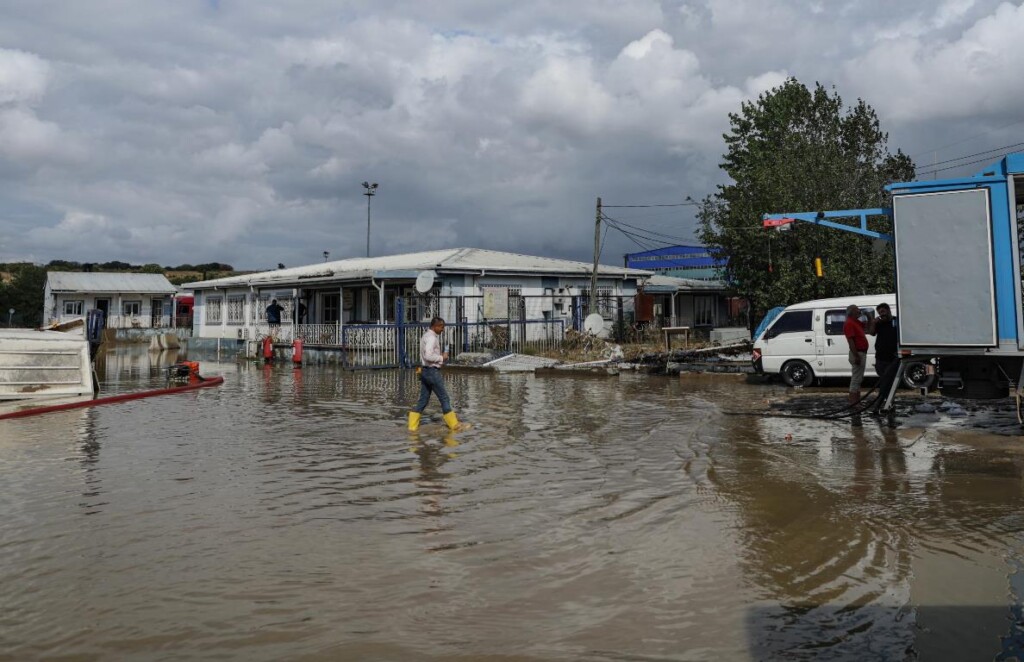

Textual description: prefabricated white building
[43,272,179,328]
[184,247,652,341]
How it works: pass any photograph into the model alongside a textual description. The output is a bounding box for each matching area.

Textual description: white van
[752,294,926,387]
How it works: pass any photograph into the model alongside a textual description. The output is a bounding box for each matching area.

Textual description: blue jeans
[414,367,452,414]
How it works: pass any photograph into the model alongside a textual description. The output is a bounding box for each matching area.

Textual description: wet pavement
[2,348,1024,660]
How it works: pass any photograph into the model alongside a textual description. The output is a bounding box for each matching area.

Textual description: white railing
[254,322,343,345]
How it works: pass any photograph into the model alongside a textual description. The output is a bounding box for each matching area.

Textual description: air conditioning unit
[237,327,249,339]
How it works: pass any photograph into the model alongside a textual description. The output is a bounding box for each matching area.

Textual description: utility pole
[590,197,601,316]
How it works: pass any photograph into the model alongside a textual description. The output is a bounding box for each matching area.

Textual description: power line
[601,213,695,244]
[915,152,1016,177]
[604,219,679,247]
[603,219,680,250]
[602,201,699,208]
[914,140,1024,171]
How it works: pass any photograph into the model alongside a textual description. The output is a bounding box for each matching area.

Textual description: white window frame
[63,300,84,316]
[123,300,142,317]
[206,296,223,324]
[226,296,246,325]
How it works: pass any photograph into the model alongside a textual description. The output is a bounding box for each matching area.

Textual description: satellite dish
[584,313,605,335]
[415,270,436,294]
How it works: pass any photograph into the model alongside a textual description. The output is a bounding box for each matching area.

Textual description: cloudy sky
[1,0,1022,270]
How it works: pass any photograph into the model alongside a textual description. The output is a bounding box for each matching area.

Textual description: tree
[697,79,916,328]
[0,263,47,327]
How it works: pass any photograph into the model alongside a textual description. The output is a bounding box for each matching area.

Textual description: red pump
[292,338,303,365]
[262,336,273,361]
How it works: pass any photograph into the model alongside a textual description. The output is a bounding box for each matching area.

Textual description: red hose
[0,376,225,421]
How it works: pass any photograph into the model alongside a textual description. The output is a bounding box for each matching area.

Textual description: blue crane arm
[762,208,894,242]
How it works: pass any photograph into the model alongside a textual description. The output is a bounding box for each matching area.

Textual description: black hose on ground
[724,358,904,421]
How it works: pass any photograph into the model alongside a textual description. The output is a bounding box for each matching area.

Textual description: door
[95,299,110,327]
[760,310,814,373]
[151,298,164,327]
[820,307,880,377]
[821,308,851,376]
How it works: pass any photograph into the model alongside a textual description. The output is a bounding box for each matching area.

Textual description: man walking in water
[408,317,463,431]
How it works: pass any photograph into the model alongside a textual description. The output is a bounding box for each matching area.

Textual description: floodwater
[3,348,1024,661]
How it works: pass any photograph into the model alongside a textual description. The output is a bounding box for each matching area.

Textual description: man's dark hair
[877,302,891,311]
[430,316,445,326]
[271,299,277,304]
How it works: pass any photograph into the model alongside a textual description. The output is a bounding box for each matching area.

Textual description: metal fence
[246,293,637,369]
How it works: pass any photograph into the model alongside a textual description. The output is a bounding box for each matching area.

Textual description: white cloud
[0,48,49,105]
[845,1,1024,120]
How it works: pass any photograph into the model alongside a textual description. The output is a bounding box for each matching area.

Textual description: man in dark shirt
[868,302,898,379]
[266,299,284,331]
[844,304,869,406]
[868,302,899,411]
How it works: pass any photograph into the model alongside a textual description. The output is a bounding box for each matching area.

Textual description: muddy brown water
[3,348,1024,661]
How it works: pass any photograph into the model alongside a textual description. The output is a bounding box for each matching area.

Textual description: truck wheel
[902,361,934,389]
[781,360,814,387]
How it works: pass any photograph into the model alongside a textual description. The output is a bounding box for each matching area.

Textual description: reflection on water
[2,353,1024,660]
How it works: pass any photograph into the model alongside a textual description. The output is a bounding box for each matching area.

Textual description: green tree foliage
[697,79,916,325]
[0,263,47,327]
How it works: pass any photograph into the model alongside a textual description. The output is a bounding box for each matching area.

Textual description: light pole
[7,308,13,327]
[323,250,330,262]
[362,181,378,257]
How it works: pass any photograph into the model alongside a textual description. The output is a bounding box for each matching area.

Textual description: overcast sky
[1,0,1022,270]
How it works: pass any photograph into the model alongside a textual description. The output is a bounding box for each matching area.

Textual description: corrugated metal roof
[47,272,177,294]
[185,247,653,289]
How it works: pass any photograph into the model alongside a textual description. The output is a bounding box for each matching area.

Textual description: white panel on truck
[893,189,996,347]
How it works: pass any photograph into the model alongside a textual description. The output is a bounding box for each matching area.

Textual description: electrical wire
[915,140,1024,170]
[601,213,697,243]
[914,153,1015,177]
[602,201,700,208]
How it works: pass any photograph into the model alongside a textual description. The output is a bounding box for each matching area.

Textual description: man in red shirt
[844,304,870,405]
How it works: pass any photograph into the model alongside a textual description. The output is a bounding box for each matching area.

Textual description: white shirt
[420,329,444,368]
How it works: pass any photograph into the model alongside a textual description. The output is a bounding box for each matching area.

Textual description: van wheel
[781,360,814,387]
[902,361,934,389]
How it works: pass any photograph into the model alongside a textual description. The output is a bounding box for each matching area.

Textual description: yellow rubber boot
[443,411,462,431]
[407,411,421,431]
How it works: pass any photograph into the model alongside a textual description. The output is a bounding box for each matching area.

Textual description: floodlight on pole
[362,181,378,257]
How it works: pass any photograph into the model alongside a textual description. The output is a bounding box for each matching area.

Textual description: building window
[581,288,614,317]
[254,294,270,322]
[323,293,340,323]
[64,300,84,316]
[694,296,716,326]
[227,296,245,325]
[123,301,142,317]
[206,296,222,324]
